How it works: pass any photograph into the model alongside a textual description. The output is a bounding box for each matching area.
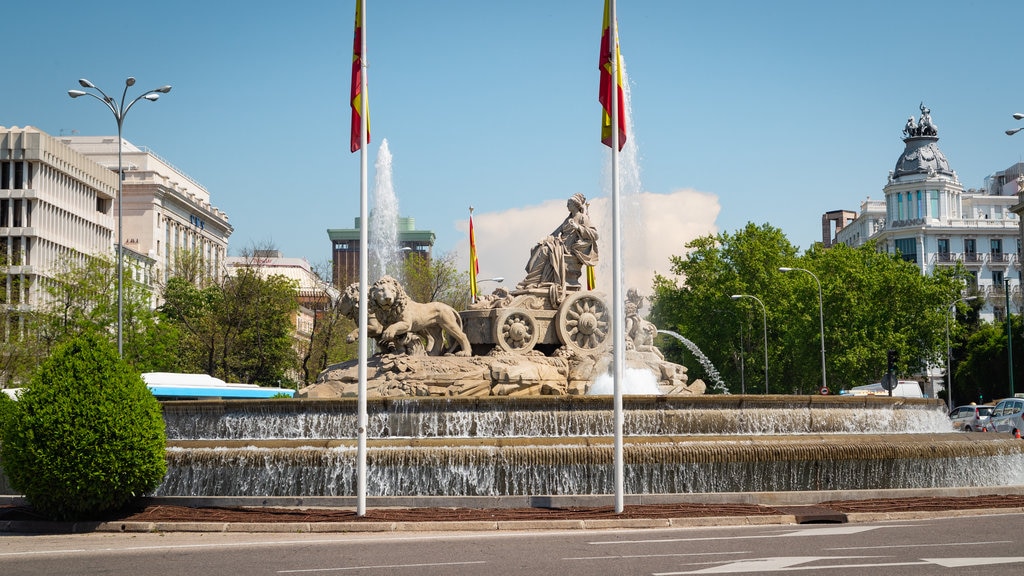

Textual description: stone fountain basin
[157,433,1024,497]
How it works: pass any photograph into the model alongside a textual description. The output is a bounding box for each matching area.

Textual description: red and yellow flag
[350,1,370,153]
[599,0,626,151]
[469,212,480,301]
[586,265,596,290]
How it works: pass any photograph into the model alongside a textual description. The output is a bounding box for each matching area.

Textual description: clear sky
[4,0,1024,292]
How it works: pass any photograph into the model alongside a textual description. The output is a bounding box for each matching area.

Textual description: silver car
[987,398,1024,436]
[949,404,993,432]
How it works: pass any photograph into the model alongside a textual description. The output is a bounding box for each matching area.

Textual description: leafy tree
[299,262,356,385]
[956,315,1023,404]
[402,251,472,310]
[650,223,964,394]
[159,249,300,386]
[650,223,798,393]
[0,332,166,520]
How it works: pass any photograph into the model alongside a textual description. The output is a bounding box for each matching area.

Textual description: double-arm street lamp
[731,294,769,394]
[69,77,171,357]
[945,295,977,411]
[779,267,827,392]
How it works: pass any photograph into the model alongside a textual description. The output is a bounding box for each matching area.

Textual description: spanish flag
[469,212,480,302]
[599,0,626,151]
[350,0,370,153]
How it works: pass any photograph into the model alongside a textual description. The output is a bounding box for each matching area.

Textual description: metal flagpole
[356,0,369,517]
[609,0,625,515]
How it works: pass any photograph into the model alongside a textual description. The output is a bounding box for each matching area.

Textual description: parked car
[987,398,1024,436]
[948,404,993,432]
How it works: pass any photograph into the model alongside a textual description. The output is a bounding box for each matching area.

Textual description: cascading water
[657,329,727,393]
[369,138,401,282]
[148,396,1024,498]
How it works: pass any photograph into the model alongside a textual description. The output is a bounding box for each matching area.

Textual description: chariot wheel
[555,291,610,355]
[495,308,539,353]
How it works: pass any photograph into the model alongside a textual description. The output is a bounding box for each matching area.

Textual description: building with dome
[834,104,1020,323]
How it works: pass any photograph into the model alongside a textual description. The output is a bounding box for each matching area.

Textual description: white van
[840,380,924,398]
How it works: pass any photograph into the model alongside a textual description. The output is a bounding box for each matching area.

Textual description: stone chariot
[461,288,611,357]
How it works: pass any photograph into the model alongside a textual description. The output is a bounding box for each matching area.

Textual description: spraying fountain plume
[369,139,401,282]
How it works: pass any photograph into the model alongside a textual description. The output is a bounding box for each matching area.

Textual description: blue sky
[4,0,1024,290]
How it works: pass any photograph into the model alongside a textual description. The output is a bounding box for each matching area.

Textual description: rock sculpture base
[299,348,705,398]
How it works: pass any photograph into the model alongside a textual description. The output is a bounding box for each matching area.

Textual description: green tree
[0,332,166,520]
[956,315,1023,404]
[30,253,177,374]
[650,223,963,394]
[159,250,300,386]
[299,262,357,385]
[402,251,472,310]
[650,222,798,393]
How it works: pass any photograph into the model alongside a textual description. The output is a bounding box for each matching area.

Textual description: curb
[12,509,1024,534]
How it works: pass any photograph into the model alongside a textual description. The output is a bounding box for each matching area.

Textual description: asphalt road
[1,513,1022,575]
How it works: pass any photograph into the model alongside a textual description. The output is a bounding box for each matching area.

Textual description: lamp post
[779,267,827,392]
[1006,112,1024,135]
[946,295,977,411]
[69,77,171,357]
[472,277,504,303]
[731,294,768,394]
[1008,278,1015,398]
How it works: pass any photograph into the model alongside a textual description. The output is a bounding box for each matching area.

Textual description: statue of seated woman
[518,193,599,291]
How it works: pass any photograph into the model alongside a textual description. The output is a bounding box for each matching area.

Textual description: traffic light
[886,349,897,373]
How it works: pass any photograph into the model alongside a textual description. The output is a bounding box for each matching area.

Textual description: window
[992,239,1003,255]
[895,238,917,263]
[994,270,1004,286]
[930,191,939,218]
[965,239,977,257]
[937,238,949,255]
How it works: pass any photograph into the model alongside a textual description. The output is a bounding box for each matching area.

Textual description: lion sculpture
[368,275,472,357]
[338,282,428,354]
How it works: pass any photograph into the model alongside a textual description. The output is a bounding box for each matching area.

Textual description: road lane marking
[651,556,1024,574]
[278,560,487,573]
[589,524,900,545]
[565,551,749,561]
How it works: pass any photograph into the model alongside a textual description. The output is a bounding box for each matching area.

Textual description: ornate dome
[893,137,954,180]
[892,103,954,180]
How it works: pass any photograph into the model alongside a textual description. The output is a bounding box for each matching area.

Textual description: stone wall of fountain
[149,395,1024,498]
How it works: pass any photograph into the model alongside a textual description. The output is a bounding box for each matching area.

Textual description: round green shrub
[0,332,167,520]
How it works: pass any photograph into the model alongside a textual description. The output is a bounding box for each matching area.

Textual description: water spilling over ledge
[149,395,1024,497]
[161,395,955,440]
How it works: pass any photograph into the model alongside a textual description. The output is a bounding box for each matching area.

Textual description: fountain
[369,138,401,281]
[154,395,1024,497]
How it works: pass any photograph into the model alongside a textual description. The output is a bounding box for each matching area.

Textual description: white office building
[0,126,117,311]
[61,135,232,287]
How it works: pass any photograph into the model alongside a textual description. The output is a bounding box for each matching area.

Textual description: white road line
[277,560,488,573]
[651,556,1024,574]
[827,540,1012,551]
[564,551,750,561]
[589,524,901,545]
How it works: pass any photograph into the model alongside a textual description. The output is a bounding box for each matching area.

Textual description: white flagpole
[356,0,370,517]
[609,0,625,515]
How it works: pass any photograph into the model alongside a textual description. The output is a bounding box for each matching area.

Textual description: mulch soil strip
[2,495,1023,524]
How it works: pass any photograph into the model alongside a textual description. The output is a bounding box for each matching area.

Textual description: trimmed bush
[0,332,167,520]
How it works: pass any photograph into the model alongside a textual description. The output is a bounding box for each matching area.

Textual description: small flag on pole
[586,265,596,290]
[350,1,370,153]
[469,209,480,302]
[599,0,626,151]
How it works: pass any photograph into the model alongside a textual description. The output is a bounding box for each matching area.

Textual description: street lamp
[1006,113,1024,135]
[69,77,171,357]
[731,294,769,394]
[779,267,827,392]
[472,277,504,303]
[945,295,977,411]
